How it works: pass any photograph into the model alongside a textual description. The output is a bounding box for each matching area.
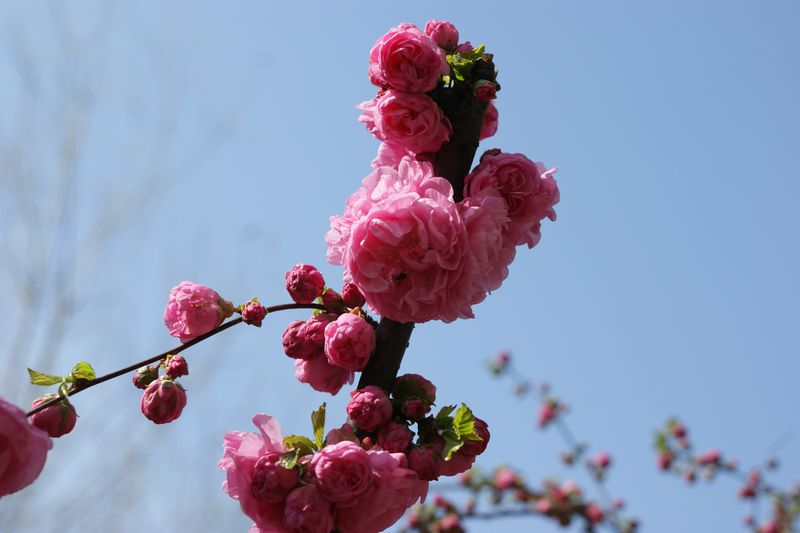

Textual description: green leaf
[283,435,317,456]
[70,361,96,381]
[453,403,480,441]
[311,403,326,449]
[434,405,456,426]
[279,448,301,470]
[441,429,463,461]
[27,368,63,386]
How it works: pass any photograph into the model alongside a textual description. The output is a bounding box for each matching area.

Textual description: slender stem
[26,302,326,417]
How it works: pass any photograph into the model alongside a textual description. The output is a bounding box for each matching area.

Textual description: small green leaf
[283,435,317,456]
[454,403,480,441]
[279,448,301,469]
[27,368,63,386]
[311,403,326,449]
[70,361,96,381]
[441,429,463,461]
[435,405,456,426]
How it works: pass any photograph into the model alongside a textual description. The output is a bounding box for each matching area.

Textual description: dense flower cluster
[328,20,558,323]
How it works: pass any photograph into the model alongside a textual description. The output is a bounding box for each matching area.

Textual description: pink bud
[140,377,187,424]
[241,299,267,327]
[473,80,497,101]
[163,281,233,343]
[424,20,459,51]
[592,451,612,469]
[321,288,344,312]
[585,502,604,524]
[285,264,325,304]
[301,313,337,357]
[671,422,687,438]
[534,499,552,513]
[29,395,77,438]
[282,320,313,359]
[456,41,474,54]
[377,422,414,453]
[393,373,437,404]
[403,398,430,421]
[346,386,392,432]
[165,355,189,378]
[132,364,159,389]
[696,448,721,466]
[323,313,375,371]
[657,451,672,471]
[342,282,366,308]
[250,451,299,503]
[407,445,440,481]
[493,467,517,490]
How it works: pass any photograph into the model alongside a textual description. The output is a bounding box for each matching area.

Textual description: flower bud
[473,80,497,101]
[132,364,159,389]
[250,451,299,503]
[406,445,440,481]
[163,281,233,343]
[321,288,345,313]
[241,299,267,327]
[140,377,187,424]
[342,283,366,308]
[29,394,77,438]
[282,320,312,359]
[323,313,376,371]
[165,355,189,378]
[346,386,392,432]
[403,399,430,421]
[493,467,517,490]
[424,20,459,51]
[377,422,414,453]
[285,264,325,304]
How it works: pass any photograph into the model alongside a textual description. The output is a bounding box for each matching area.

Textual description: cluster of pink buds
[219,384,487,533]
[281,263,375,395]
[134,354,189,424]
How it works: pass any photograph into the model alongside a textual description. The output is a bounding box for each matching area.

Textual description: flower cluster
[281,263,375,395]
[328,20,558,323]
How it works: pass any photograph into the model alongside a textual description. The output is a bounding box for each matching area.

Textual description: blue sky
[1,1,798,532]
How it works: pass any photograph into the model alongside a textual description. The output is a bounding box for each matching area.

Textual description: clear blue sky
[1,1,798,532]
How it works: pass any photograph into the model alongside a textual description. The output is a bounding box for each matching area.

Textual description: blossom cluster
[281,263,376,395]
[327,20,559,323]
[219,377,489,533]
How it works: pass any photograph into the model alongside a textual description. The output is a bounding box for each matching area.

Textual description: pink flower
[242,300,268,327]
[696,448,721,466]
[309,441,373,506]
[358,91,452,154]
[321,288,344,312]
[163,281,233,343]
[460,417,490,457]
[325,423,359,445]
[377,422,414,453]
[335,449,429,533]
[437,418,489,477]
[0,396,51,497]
[585,502,605,524]
[346,386,393,432]
[28,395,77,438]
[165,355,189,378]
[140,377,187,424]
[300,313,337,358]
[369,23,449,92]
[424,20,459,51]
[465,150,559,248]
[393,373,437,404]
[592,451,612,469]
[458,189,514,306]
[406,445,440,481]
[342,168,471,323]
[479,101,498,141]
[285,264,326,304]
[493,467,517,490]
[250,451,298,503]
[342,282,366,309]
[371,142,415,170]
[294,353,354,395]
[281,320,312,359]
[535,499,552,513]
[473,80,497,101]
[402,399,430,420]
[283,484,334,533]
[324,313,376,371]
[218,414,288,531]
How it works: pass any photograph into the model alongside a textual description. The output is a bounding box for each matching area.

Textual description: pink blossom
[325,423,359,445]
[473,80,497,101]
[393,373,437,403]
[163,281,233,343]
[335,449,428,533]
[299,313,337,358]
[458,189,514,306]
[377,422,414,453]
[406,445,440,481]
[281,321,312,359]
[165,355,189,378]
[592,451,612,469]
[437,451,476,477]
[535,499,552,513]
[346,386,392,432]
[0,396,51,497]
[28,395,77,438]
[294,353,354,395]
[456,42,474,54]
[371,142,415,170]
[250,451,298,504]
[465,150,559,248]
[342,282,366,309]
[324,313,376,371]
[320,288,344,312]
[480,101,498,141]
[309,441,373,506]
[218,414,288,531]
[424,20,459,51]
[140,377,187,424]
[585,502,605,524]
[358,91,452,154]
[493,467,517,490]
[285,264,325,304]
[402,399,430,420]
[369,23,449,93]
[283,485,334,533]
[242,300,268,327]
[697,448,721,466]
